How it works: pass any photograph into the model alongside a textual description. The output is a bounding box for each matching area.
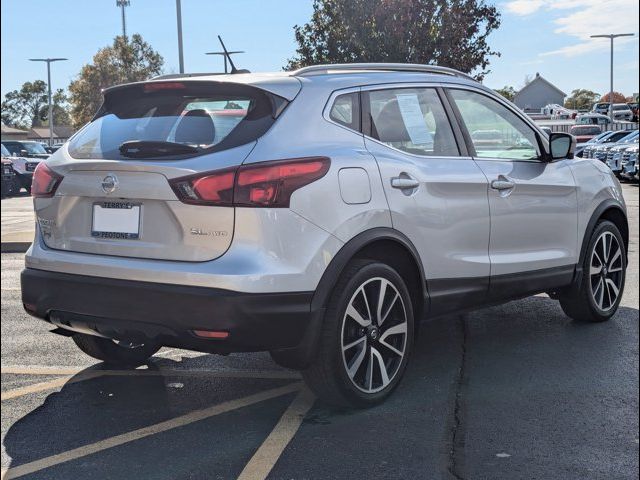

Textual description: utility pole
[590,33,635,122]
[29,58,68,146]
[176,0,184,73]
[116,0,130,39]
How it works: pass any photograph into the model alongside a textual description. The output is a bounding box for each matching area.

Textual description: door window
[367,88,459,156]
[449,89,541,161]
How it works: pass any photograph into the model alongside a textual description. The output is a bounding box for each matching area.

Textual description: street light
[29,58,68,146]
[590,33,635,122]
[116,0,130,39]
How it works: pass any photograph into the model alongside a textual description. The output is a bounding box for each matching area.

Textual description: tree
[600,92,626,104]
[1,80,70,129]
[68,34,164,128]
[286,0,501,80]
[494,86,516,101]
[564,89,600,111]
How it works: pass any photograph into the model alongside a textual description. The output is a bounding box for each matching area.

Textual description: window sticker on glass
[395,94,433,145]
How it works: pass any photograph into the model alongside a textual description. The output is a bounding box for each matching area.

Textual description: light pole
[116,0,130,39]
[590,33,635,122]
[176,0,184,73]
[29,58,68,146]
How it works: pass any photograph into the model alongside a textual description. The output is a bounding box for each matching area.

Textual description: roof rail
[291,63,476,81]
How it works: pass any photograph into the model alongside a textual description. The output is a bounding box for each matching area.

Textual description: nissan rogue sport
[21,64,628,407]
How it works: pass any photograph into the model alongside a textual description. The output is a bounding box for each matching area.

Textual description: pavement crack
[448,314,468,480]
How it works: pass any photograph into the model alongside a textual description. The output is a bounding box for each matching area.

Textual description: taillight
[169,157,330,208]
[31,163,63,198]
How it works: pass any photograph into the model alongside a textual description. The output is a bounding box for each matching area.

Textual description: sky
[1,0,639,100]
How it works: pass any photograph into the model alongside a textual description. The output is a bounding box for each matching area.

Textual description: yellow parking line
[1,367,300,401]
[237,387,315,480]
[1,382,302,479]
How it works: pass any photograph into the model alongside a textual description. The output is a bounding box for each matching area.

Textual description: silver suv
[22,64,629,407]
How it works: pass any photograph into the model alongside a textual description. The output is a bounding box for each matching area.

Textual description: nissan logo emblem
[101,174,119,194]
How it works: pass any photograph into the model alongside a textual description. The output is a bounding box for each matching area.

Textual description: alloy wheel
[590,231,624,312]
[341,277,408,393]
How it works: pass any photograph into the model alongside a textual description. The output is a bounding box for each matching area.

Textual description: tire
[72,333,160,366]
[559,220,626,322]
[303,260,414,408]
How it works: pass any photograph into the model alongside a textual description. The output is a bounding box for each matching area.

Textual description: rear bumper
[21,268,319,354]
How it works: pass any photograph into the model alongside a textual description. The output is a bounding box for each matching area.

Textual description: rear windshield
[68,81,287,160]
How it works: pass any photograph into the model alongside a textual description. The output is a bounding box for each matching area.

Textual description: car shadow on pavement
[2,296,638,480]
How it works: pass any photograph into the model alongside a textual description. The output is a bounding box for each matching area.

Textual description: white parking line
[237,387,315,480]
[1,382,302,479]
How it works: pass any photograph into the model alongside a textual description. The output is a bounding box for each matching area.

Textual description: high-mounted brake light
[169,157,330,208]
[143,82,186,92]
[31,163,63,198]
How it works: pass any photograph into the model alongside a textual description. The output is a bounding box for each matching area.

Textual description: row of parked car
[578,129,639,181]
[1,140,54,198]
[591,102,639,122]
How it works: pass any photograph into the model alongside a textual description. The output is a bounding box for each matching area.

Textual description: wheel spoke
[608,247,621,270]
[371,347,390,387]
[347,342,367,379]
[346,303,370,327]
[379,322,407,343]
[378,337,404,357]
[365,349,374,390]
[360,287,373,326]
[376,279,388,326]
[605,278,620,299]
[589,263,602,276]
[380,293,399,326]
[342,336,366,352]
[594,277,605,309]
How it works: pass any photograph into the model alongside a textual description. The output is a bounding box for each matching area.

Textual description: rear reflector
[31,163,63,198]
[169,157,330,208]
[192,329,229,339]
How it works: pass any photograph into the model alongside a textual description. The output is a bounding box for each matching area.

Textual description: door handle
[490,178,515,191]
[391,177,420,190]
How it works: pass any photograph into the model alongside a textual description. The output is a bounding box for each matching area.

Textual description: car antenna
[217,35,249,74]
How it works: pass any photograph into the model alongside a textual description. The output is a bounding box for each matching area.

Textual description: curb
[1,242,31,253]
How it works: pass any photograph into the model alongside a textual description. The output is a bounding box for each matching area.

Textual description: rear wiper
[119,140,200,158]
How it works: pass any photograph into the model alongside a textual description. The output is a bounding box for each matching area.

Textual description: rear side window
[329,92,360,131]
[68,81,287,160]
[367,88,459,157]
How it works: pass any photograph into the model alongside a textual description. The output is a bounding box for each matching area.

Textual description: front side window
[367,88,459,157]
[449,89,541,161]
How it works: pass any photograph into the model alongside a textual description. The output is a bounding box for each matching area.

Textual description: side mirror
[548,132,575,160]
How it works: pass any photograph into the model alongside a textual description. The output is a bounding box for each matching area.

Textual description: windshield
[1,144,9,157]
[23,142,48,154]
[613,104,630,111]
[68,81,286,160]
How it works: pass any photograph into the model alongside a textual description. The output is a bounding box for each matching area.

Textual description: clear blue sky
[1,0,638,99]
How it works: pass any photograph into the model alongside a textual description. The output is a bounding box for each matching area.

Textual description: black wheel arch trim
[578,199,628,266]
[310,227,429,314]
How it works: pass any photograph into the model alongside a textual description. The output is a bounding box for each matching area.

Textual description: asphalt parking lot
[1,184,638,480]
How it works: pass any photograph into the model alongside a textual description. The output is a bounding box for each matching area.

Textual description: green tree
[564,89,600,110]
[494,85,516,102]
[286,0,501,80]
[1,80,69,129]
[68,34,164,129]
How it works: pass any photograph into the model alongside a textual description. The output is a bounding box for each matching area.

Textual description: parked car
[592,102,610,115]
[612,103,634,122]
[591,130,639,162]
[605,137,639,176]
[21,63,629,407]
[620,144,638,181]
[627,103,638,122]
[569,125,601,143]
[576,112,610,126]
[1,140,51,159]
[1,145,19,198]
[581,130,631,158]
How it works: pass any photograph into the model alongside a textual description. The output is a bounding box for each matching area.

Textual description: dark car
[1,140,51,159]
[569,125,601,143]
[628,103,639,122]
